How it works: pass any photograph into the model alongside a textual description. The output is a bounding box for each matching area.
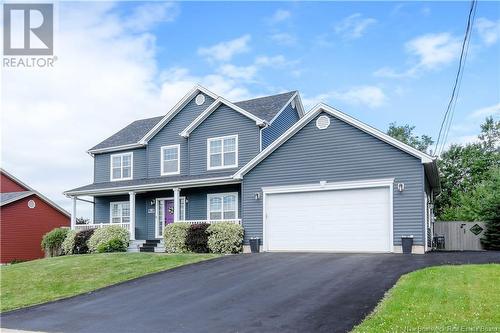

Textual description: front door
[156,199,174,238]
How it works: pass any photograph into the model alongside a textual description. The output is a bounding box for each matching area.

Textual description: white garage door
[264,186,392,252]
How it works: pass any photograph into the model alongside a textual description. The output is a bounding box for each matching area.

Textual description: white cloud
[375,33,461,78]
[469,103,500,119]
[268,9,291,24]
[476,18,500,46]
[197,35,251,62]
[303,86,387,109]
[217,55,295,80]
[124,2,179,32]
[335,13,377,39]
[270,33,297,46]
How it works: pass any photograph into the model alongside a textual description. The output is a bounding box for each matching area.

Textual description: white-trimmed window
[110,201,130,223]
[207,135,238,170]
[110,152,133,181]
[161,145,180,176]
[207,193,238,220]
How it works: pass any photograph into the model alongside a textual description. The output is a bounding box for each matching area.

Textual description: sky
[1,1,499,219]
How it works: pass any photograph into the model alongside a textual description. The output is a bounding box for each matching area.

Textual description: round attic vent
[195,94,205,106]
[291,99,296,109]
[316,115,330,130]
[28,199,36,209]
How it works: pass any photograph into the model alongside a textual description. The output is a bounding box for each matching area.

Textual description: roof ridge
[235,90,297,104]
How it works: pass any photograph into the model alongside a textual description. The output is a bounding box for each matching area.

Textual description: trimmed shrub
[96,237,128,253]
[74,229,95,254]
[88,225,130,253]
[163,223,190,253]
[207,222,244,254]
[41,228,69,257]
[186,223,210,253]
[62,229,77,255]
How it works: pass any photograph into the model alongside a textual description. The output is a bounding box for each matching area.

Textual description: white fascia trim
[87,143,145,155]
[180,97,267,138]
[234,103,434,179]
[0,191,34,206]
[160,144,181,176]
[262,178,395,194]
[268,92,298,125]
[64,177,240,196]
[0,168,71,217]
[295,93,306,118]
[140,85,220,144]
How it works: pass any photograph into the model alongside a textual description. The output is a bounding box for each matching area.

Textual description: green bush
[96,237,128,253]
[163,223,190,253]
[88,225,130,253]
[207,222,244,254]
[62,229,77,255]
[41,228,70,257]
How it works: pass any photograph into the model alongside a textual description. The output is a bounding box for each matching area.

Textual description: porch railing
[176,219,242,225]
[73,223,131,232]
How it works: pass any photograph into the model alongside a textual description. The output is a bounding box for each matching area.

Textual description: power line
[434,0,477,156]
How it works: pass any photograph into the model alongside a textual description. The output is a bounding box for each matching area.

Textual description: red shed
[0,169,70,263]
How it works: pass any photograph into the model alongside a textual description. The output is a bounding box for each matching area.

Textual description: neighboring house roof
[235,91,302,123]
[89,116,163,152]
[233,103,440,191]
[64,172,238,196]
[0,169,71,217]
[180,97,267,138]
[0,191,34,206]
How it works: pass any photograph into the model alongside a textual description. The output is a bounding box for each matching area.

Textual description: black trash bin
[249,237,260,253]
[401,236,414,254]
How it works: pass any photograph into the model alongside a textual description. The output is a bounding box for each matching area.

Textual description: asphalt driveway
[1,252,499,333]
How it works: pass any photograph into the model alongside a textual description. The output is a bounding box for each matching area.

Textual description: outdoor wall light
[254,192,261,200]
[397,183,405,192]
[150,199,155,206]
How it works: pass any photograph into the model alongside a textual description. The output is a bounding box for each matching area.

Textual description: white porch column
[173,188,180,222]
[129,191,136,240]
[71,196,77,230]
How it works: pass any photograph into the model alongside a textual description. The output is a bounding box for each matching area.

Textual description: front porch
[70,184,242,241]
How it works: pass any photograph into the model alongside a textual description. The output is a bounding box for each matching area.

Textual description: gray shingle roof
[89,90,297,152]
[90,115,163,151]
[234,91,296,122]
[0,191,33,205]
[65,172,236,194]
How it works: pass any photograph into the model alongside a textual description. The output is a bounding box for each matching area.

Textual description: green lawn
[353,264,500,332]
[0,253,219,312]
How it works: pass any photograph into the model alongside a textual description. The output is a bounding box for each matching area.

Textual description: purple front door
[165,199,175,225]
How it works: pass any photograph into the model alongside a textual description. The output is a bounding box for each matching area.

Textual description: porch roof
[64,172,238,196]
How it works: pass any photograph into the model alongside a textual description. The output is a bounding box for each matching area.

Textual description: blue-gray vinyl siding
[261,103,299,149]
[188,104,261,176]
[93,184,241,239]
[242,112,426,246]
[147,94,215,178]
[94,148,147,183]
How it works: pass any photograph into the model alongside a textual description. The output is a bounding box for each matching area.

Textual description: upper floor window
[110,201,130,224]
[110,152,133,181]
[161,145,180,176]
[207,135,238,170]
[207,193,238,220]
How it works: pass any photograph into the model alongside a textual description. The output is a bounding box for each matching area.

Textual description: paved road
[1,252,499,333]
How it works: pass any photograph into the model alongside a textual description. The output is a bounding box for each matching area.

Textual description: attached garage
[263,180,393,252]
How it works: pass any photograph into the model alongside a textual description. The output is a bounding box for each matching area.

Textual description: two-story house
[65,85,440,253]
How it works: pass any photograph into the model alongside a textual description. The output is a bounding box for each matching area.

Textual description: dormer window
[110,152,133,181]
[161,145,180,176]
[207,135,238,170]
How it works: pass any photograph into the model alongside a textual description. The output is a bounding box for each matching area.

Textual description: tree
[479,169,500,250]
[435,117,500,219]
[76,217,90,225]
[387,122,434,153]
